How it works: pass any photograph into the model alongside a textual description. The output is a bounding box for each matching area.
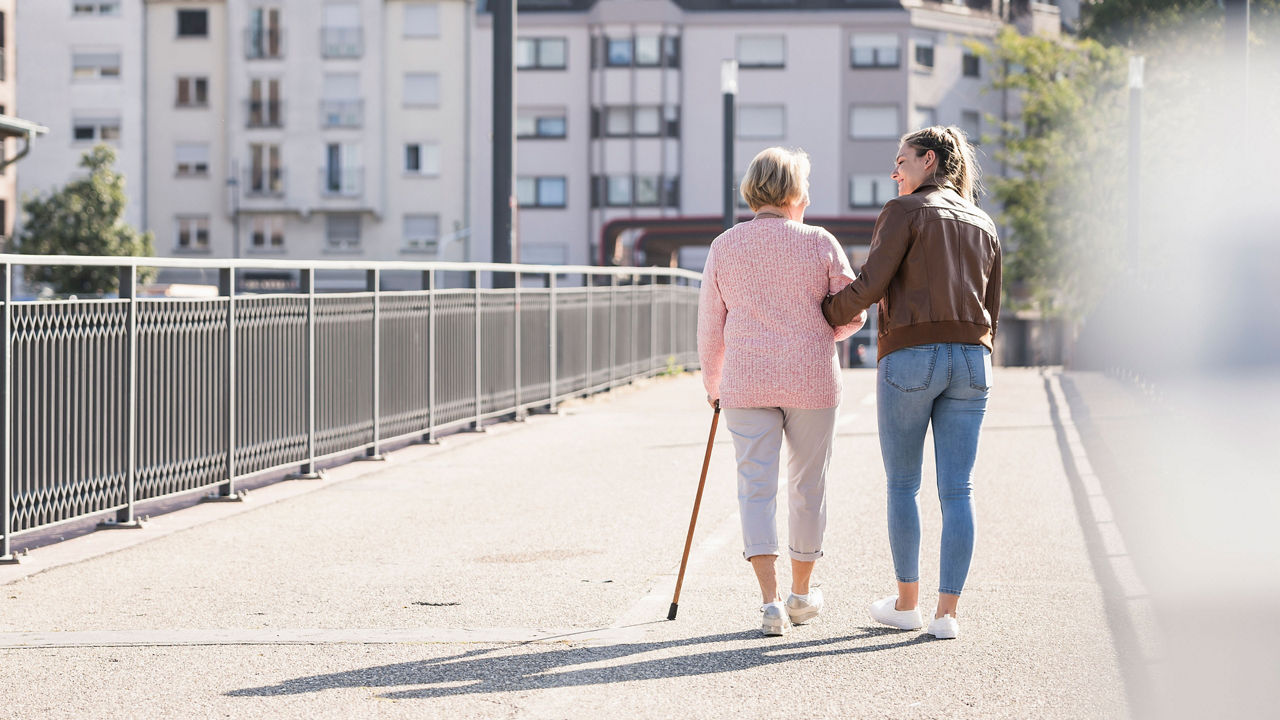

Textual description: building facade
[0,0,15,242]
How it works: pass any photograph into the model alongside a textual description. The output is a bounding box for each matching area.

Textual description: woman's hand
[707,395,719,409]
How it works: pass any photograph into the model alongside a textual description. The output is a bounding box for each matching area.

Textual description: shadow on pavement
[227,627,930,700]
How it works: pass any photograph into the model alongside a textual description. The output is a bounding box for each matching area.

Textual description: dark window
[963,53,980,78]
[915,43,934,68]
[73,124,96,141]
[405,144,421,172]
[536,116,566,137]
[606,38,632,67]
[177,9,208,37]
[0,12,6,48]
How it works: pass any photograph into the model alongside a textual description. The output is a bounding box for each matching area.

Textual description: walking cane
[668,400,720,620]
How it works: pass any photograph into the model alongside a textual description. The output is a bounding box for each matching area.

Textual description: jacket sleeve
[824,232,866,342]
[822,201,912,327]
[696,247,726,400]
[985,234,1002,340]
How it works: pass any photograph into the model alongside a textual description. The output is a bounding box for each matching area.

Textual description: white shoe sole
[761,619,789,636]
[787,605,821,624]
[927,618,959,639]
[869,597,923,630]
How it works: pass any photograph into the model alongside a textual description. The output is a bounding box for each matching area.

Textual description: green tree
[972,28,1129,315]
[18,144,155,296]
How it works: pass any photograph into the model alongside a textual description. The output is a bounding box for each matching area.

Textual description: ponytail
[900,125,983,205]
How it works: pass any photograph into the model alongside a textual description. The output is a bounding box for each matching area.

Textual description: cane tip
[667,602,678,620]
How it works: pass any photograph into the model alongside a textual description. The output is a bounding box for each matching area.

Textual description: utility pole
[721,60,738,231]
[492,0,515,287]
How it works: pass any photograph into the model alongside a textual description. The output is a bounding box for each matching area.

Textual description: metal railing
[0,255,701,561]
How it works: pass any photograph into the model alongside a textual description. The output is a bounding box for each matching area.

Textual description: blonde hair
[900,125,983,204]
[739,147,811,212]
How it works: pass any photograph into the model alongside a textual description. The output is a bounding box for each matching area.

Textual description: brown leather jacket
[822,183,1001,360]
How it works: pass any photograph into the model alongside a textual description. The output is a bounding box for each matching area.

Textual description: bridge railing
[0,255,702,561]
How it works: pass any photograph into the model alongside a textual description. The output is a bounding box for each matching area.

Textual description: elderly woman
[823,126,1001,640]
[698,147,866,636]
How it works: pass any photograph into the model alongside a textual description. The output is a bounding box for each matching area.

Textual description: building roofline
[0,115,50,139]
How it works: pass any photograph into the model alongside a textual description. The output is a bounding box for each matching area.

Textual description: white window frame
[72,50,121,81]
[850,33,900,68]
[72,117,121,143]
[737,105,785,140]
[849,105,900,140]
[914,37,936,70]
[175,215,210,251]
[402,214,440,253]
[325,213,362,251]
[849,174,897,208]
[175,143,210,177]
[736,35,785,69]
[250,215,286,250]
[517,176,567,209]
[72,2,121,17]
[176,76,209,107]
[402,73,439,107]
[403,3,440,38]
[517,108,567,139]
[404,142,440,176]
[517,37,567,70]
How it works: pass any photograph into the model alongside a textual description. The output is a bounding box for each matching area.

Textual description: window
[248,78,282,127]
[598,106,669,138]
[606,37,632,67]
[404,142,440,175]
[251,216,285,249]
[516,177,566,208]
[321,4,362,58]
[175,143,209,176]
[72,117,121,143]
[963,52,981,78]
[322,73,362,127]
[177,9,208,37]
[176,216,210,251]
[849,175,897,208]
[635,36,661,66]
[961,110,982,144]
[517,109,567,139]
[851,33,900,68]
[403,73,439,106]
[73,2,121,16]
[913,106,936,130]
[849,105,899,139]
[737,35,784,69]
[914,38,935,69]
[402,214,440,253]
[516,37,567,70]
[72,51,121,80]
[176,76,209,107]
[323,143,361,196]
[592,175,678,208]
[404,3,439,37]
[737,105,785,139]
[247,7,282,59]
[606,175,631,206]
[249,143,283,195]
[325,213,361,250]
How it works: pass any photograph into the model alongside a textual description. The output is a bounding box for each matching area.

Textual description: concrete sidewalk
[1,369,1132,719]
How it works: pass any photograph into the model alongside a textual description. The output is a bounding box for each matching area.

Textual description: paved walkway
[0,368,1186,718]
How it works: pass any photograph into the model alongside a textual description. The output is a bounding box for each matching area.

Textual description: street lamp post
[1127,56,1143,265]
[721,60,738,232]
[492,0,515,286]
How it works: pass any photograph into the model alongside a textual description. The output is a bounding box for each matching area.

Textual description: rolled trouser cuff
[743,544,779,561]
[788,546,823,562]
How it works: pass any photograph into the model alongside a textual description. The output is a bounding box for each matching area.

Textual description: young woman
[698,147,866,636]
[823,126,1002,639]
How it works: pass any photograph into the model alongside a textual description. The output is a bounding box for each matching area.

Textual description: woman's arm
[824,232,866,342]
[696,247,726,403]
[822,201,912,327]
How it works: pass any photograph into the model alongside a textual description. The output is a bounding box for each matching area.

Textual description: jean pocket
[882,345,938,392]
[962,345,993,391]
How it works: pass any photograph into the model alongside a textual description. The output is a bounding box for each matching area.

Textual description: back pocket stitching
[963,346,991,391]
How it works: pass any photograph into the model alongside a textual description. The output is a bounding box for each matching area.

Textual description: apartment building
[17,0,147,231]
[472,0,1040,269]
[0,0,15,241]
[18,0,470,276]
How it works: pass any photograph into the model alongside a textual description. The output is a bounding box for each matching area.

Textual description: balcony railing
[320,100,363,129]
[246,100,285,129]
[321,27,363,58]
[0,254,702,561]
[320,166,363,197]
[245,28,284,59]
[245,167,285,197]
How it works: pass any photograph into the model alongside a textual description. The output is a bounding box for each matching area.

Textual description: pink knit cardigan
[697,217,865,409]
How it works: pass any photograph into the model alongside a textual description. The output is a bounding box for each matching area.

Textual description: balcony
[245,167,286,198]
[321,27,363,58]
[245,99,284,129]
[320,166,363,197]
[320,99,363,129]
[245,28,284,59]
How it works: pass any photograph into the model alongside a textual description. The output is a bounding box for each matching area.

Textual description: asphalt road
[0,368,1164,718]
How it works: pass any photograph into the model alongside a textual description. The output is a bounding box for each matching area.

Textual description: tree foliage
[18,145,155,296]
[972,28,1129,315]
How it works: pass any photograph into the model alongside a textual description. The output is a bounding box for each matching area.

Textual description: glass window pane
[516,114,537,137]
[605,107,631,136]
[405,144,421,171]
[539,38,566,68]
[635,36,660,66]
[537,116,566,137]
[607,176,632,206]
[538,177,566,206]
[516,38,536,69]
[633,107,660,136]
[635,176,660,205]
[607,38,632,66]
[516,178,536,206]
[737,35,784,67]
[850,105,899,139]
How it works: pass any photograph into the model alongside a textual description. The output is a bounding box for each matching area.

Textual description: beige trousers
[722,406,838,562]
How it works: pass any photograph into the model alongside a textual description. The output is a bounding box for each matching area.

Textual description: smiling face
[891,143,935,196]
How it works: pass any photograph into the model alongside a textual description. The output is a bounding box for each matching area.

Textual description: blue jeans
[877,342,992,596]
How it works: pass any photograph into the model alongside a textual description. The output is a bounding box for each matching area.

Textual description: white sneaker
[927,614,959,639]
[761,601,791,636]
[785,588,824,624]
[869,596,923,630]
